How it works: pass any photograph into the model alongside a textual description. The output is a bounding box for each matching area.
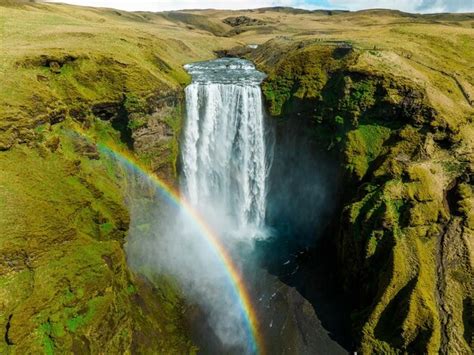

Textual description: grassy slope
[244,16,473,352]
[0,2,473,353]
[0,2,240,148]
[0,2,239,353]
[0,122,196,353]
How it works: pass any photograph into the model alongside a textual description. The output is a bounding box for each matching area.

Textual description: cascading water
[128,58,273,354]
[178,59,347,355]
[182,58,269,238]
[127,57,348,355]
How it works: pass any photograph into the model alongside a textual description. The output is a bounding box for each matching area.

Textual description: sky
[45,0,474,13]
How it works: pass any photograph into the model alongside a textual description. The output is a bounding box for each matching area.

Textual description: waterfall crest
[182,58,269,237]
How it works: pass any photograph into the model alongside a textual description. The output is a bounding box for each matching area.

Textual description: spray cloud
[126,58,272,353]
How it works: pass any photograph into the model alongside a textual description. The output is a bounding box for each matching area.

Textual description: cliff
[249,36,473,353]
[0,2,238,352]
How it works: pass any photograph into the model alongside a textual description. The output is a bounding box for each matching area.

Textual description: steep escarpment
[0,125,195,353]
[0,73,193,353]
[250,39,474,353]
[0,2,241,352]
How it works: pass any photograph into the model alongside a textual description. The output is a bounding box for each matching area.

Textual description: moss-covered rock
[0,3,222,352]
[0,119,195,353]
[251,40,474,354]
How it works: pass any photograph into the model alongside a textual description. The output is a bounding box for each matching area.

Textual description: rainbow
[70,127,265,354]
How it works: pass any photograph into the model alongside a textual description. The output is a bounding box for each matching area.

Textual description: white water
[182,58,269,239]
[127,58,345,354]
[127,58,271,353]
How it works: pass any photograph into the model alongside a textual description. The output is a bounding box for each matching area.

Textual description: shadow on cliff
[254,113,353,351]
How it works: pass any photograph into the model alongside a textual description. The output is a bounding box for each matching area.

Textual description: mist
[124,58,342,354]
[125,184,255,352]
[126,58,273,353]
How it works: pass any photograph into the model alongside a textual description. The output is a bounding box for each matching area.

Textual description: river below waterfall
[180,58,350,354]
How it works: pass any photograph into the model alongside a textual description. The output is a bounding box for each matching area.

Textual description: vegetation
[0,120,195,353]
[0,2,473,354]
[261,46,344,115]
[252,31,473,353]
[0,2,236,352]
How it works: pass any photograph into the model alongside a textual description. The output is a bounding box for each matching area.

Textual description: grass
[39,321,55,355]
[246,13,472,352]
[0,2,239,150]
[261,45,343,115]
[0,119,194,353]
[0,2,473,354]
[0,4,220,350]
[346,125,392,179]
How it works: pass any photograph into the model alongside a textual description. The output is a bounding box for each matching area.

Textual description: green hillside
[0,2,473,353]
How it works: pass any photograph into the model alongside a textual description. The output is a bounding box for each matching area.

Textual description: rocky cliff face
[0,4,203,353]
[129,93,184,183]
[248,39,474,354]
[0,85,191,353]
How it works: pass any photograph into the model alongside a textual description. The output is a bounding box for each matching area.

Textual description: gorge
[127,57,348,354]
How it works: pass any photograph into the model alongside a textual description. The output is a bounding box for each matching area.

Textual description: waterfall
[127,58,343,354]
[127,58,272,352]
[181,58,269,237]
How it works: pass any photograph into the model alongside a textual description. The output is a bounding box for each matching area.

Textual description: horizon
[43,0,474,14]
